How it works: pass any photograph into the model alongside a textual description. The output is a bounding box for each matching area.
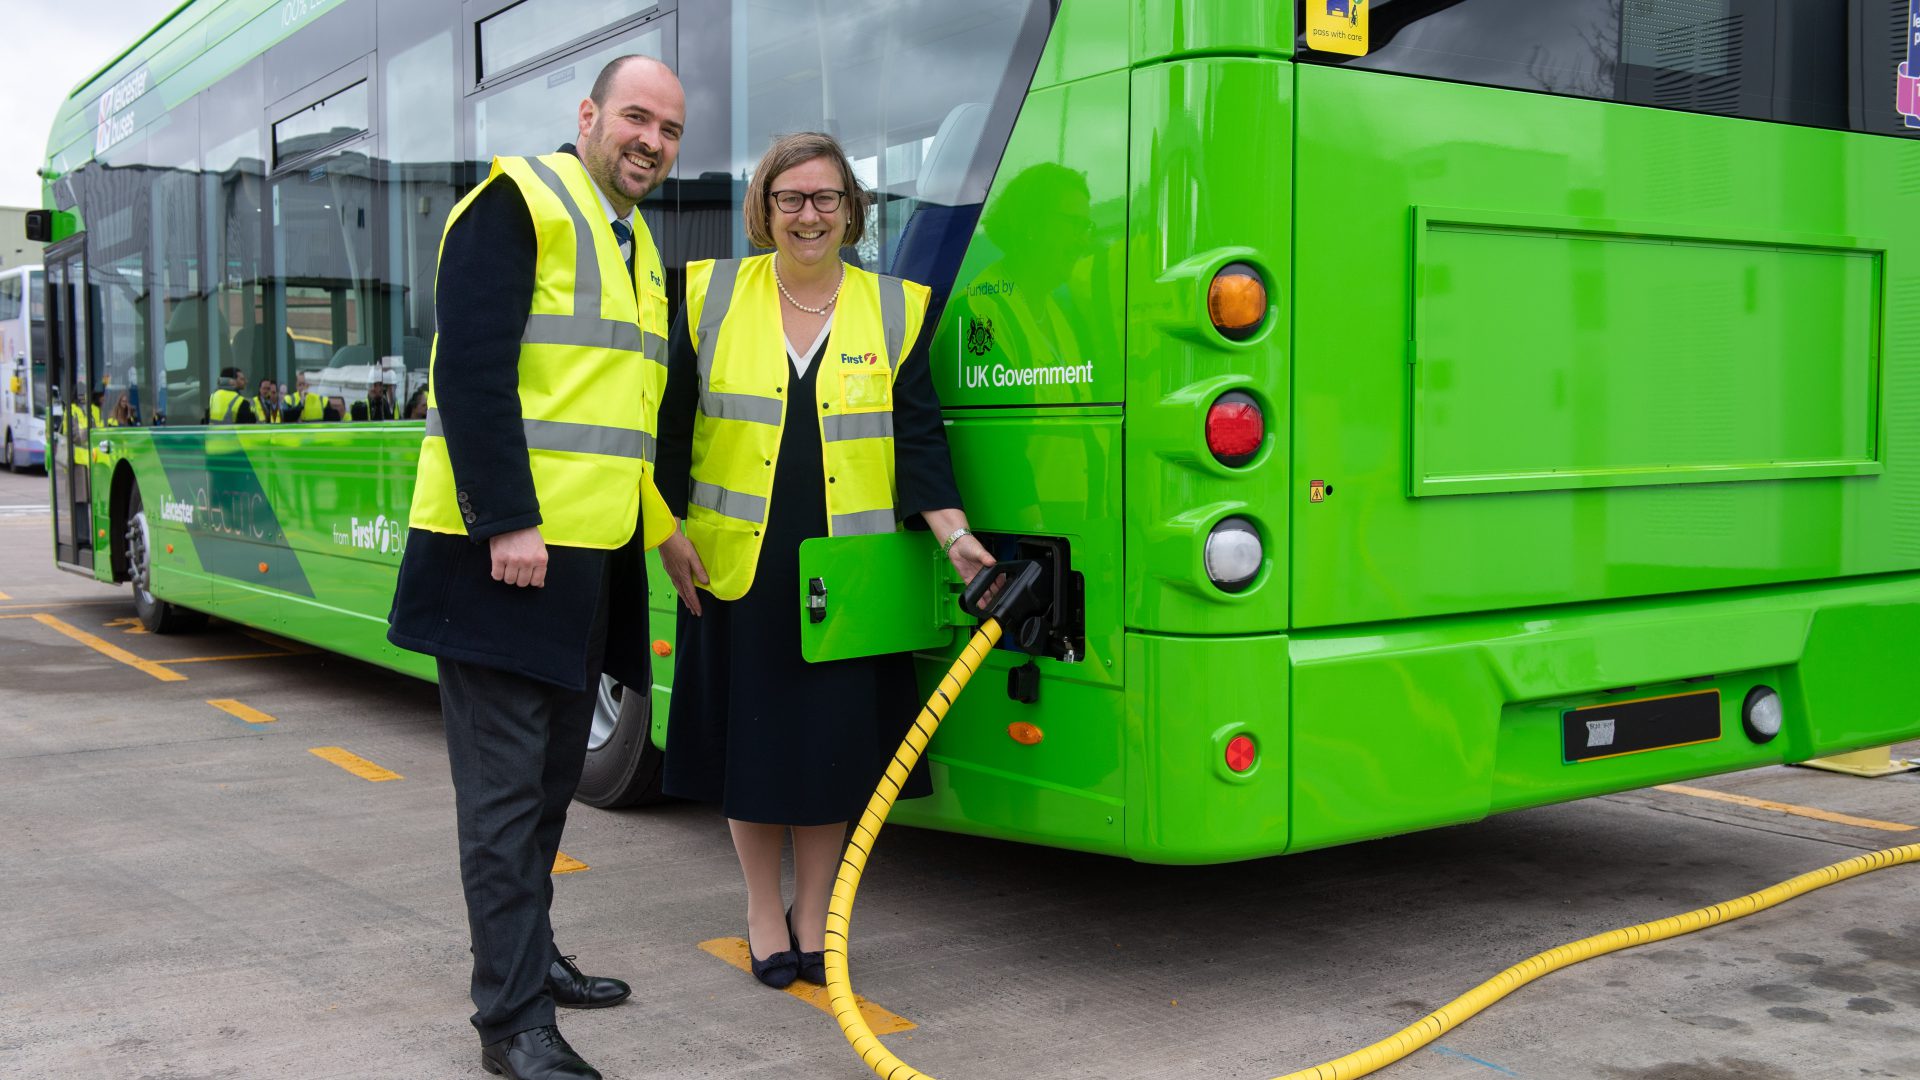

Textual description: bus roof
[64,0,197,107]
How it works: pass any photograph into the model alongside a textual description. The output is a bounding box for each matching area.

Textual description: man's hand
[489,526,548,588]
[658,529,708,616]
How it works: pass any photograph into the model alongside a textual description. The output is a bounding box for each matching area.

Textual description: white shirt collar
[584,170,635,234]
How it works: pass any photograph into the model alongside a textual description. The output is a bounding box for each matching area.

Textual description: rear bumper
[1123,572,1920,863]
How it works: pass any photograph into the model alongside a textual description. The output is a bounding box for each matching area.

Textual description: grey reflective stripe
[831,508,897,536]
[878,274,907,364]
[700,389,783,426]
[822,411,893,442]
[523,313,645,354]
[689,479,767,524]
[695,259,742,385]
[524,157,602,322]
[425,408,650,459]
[644,332,668,369]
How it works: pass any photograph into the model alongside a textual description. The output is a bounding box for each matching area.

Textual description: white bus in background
[0,265,48,472]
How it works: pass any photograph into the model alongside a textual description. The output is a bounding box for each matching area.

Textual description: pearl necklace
[774,257,844,316]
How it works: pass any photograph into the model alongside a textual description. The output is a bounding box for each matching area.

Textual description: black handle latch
[807,577,828,624]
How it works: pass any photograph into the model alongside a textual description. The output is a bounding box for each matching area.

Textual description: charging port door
[797,533,956,662]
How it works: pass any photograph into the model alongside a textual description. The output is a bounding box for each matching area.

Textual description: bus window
[273,149,383,421]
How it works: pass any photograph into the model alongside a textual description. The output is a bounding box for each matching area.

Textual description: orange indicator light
[165,544,174,554]
[1008,722,1044,746]
[652,639,673,657]
[1208,263,1266,340]
[258,562,269,573]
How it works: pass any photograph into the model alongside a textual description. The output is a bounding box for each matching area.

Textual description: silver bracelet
[941,527,971,555]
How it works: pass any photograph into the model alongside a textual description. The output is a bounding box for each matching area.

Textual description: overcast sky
[1,0,182,209]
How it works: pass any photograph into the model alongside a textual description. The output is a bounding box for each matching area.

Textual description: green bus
[34,0,1920,863]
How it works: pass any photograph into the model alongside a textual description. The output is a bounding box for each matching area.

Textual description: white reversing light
[1204,518,1262,593]
[1742,686,1783,743]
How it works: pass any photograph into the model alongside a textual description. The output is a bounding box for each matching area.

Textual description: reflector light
[1204,518,1262,593]
[1226,734,1257,773]
[1008,722,1044,746]
[1207,391,1263,466]
[1743,685,1783,743]
[652,640,673,657]
[1208,263,1266,340]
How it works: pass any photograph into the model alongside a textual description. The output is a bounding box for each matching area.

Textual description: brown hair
[743,132,870,250]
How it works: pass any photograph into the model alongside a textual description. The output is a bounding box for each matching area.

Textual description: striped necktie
[610,218,635,279]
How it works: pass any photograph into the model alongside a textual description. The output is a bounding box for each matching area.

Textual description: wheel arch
[108,459,139,583]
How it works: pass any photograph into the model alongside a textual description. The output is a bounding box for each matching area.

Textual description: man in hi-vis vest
[386,55,681,1080]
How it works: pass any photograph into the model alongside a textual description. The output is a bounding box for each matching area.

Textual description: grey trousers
[437,591,607,1044]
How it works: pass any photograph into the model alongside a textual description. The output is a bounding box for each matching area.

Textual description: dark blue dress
[656,307,960,825]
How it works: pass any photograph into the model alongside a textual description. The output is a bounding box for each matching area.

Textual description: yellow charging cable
[821,614,1920,1080]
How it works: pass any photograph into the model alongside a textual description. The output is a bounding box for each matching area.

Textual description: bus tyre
[126,487,206,634]
[574,674,667,808]
[3,431,15,473]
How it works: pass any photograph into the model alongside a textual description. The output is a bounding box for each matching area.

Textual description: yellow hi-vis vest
[68,402,103,465]
[208,388,245,424]
[683,255,930,600]
[409,152,673,550]
[283,391,325,421]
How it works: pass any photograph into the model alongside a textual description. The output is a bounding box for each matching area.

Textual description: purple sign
[1905,1,1920,128]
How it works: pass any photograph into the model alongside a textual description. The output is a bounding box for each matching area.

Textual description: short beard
[587,118,657,203]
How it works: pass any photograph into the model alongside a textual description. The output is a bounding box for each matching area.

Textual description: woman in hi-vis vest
[653,132,995,989]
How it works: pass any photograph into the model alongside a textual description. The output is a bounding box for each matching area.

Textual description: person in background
[255,378,283,424]
[208,367,256,424]
[365,378,396,421]
[282,372,326,422]
[655,131,995,990]
[324,395,345,422]
[404,386,429,420]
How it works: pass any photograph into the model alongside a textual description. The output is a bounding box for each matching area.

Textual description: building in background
[0,208,31,270]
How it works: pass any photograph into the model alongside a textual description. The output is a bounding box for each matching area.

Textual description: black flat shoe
[749,943,800,990]
[546,954,631,1009]
[788,909,826,985]
[480,1025,601,1079]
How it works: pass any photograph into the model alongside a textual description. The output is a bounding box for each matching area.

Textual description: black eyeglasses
[769,189,847,214]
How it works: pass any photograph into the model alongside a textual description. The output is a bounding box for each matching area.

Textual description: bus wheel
[126,488,206,634]
[3,431,15,473]
[575,674,666,808]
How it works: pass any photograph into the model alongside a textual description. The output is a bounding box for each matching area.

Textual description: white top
[583,168,636,266]
[786,316,834,379]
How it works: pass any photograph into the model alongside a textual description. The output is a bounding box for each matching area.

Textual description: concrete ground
[1,466,1917,1080]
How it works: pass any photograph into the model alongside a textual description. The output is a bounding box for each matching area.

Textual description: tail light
[1204,517,1262,593]
[1206,391,1263,466]
[1207,263,1266,340]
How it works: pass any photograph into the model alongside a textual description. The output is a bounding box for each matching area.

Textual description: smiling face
[767,156,849,270]
[578,58,685,214]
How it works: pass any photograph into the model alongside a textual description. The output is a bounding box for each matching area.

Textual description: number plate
[1563,690,1722,763]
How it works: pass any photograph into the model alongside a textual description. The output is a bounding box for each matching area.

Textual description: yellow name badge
[1305,0,1369,57]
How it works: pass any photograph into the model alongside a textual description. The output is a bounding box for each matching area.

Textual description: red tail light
[1206,391,1263,466]
[1225,735,1258,773]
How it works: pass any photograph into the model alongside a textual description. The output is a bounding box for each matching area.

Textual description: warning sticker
[1305,0,1369,58]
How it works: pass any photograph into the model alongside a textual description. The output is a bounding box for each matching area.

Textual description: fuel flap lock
[807,577,828,624]
[1008,660,1040,705]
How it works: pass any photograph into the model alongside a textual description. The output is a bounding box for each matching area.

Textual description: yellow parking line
[698,937,917,1034]
[170,651,300,664]
[553,853,589,874]
[31,613,185,682]
[309,747,403,782]
[0,589,12,600]
[209,699,276,725]
[1656,784,1915,833]
[0,599,125,611]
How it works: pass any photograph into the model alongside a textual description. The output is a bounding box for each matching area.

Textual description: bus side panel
[129,425,432,678]
[1292,64,1920,629]
[893,413,1128,856]
[113,433,209,612]
[1125,57,1292,637]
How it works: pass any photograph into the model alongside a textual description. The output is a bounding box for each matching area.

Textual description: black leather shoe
[480,1025,601,1079]
[788,909,826,985]
[546,954,631,1009]
[749,922,800,990]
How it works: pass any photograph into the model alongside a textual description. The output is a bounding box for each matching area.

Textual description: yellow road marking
[553,853,589,874]
[0,599,128,612]
[698,937,917,1034]
[0,589,12,600]
[31,614,185,682]
[209,699,276,725]
[104,616,149,634]
[169,651,300,664]
[1656,784,1915,833]
[241,628,314,653]
[309,747,403,782]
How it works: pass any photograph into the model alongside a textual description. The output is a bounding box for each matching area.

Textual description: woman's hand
[658,528,708,616]
[946,531,996,587]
